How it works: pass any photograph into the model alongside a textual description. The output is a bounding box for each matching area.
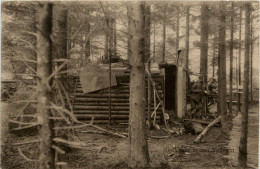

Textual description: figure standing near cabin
[189,78,204,118]
[207,78,217,106]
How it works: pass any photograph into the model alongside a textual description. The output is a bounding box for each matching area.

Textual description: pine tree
[127,2,150,167]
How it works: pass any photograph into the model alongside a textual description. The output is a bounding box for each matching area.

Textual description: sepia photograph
[1,1,259,168]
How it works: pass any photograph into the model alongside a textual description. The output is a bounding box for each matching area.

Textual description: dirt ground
[1,102,258,169]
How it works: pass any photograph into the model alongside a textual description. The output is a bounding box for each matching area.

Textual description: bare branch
[53,138,89,148]
[11,123,39,131]
[9,119,37,125]
[49,102,79,123]
[53,123,90,130]
[13,139,40,146]
[51,145,65,154]
[12,58,37,64]
[18,148,39,162]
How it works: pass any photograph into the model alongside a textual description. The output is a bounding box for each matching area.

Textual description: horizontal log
[73,110,162,114]
[73,102,130,106]
[74,88,163,94]
[76,82,163,88]
[73,105,163,111]
[73,98,129,102]
[73,93,130,97]
[72,93,163,98]
[75,114,161,120]
[73,102,163,107]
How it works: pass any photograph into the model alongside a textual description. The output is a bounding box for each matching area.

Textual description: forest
[1,1,259,169]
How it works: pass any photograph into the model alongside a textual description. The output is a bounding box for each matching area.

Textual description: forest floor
[1,102,259,169]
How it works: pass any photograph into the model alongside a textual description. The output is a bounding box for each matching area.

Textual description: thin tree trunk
[113,18,117,58]
[185,6,190,70]
[109,17,113,58]
[176,6,180,53]
[238,7,242,112]
[218,3,229,135]
[250,9,253,103]
[229,3,234,116]
[52,5,68,84]
[162,3,167,63]
[127,2,150,167]
[153,21,156,63]
[104,18,109,60]
[238,3,250,168]
[108,17,112,125]
[37,3,55,169]
[200,4,209,116]
[144,4,151,128]
[85,22,91,60]
[212,34,216,77]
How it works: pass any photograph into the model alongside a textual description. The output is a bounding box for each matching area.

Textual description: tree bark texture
[144,4,151,128]
[218,3,229,135]
[250,8,253,103]
[127,2,150,167]
[229,3,234,116]
[85,22,91,59]
[52,5,68,84]
[238,7,242,112]
[200,4,209,116]
[162,3,167,63]
[37,3,55,169]
[185,6,190,71]
[238,3,250,168]
[176,6,180,53]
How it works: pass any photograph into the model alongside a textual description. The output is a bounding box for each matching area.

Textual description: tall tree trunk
[250,8,253,103]
[127,2,150,167]
[113,19,117,58]
[212,34,216,77]
[185,6,190,70]
[109,17,113,58]
[218,3,229,135]
[229,3,234,116]
[162,3,167,63]
[176,6,180,53]
[238,3,250,168]
[52,5,68,84]
[85,22,91,60]
[153,21,156,63]
[200,4,209,116]
[104,22,109,60]
[238,7,242,112]
[37,3,55,169]
[144,4,151,128]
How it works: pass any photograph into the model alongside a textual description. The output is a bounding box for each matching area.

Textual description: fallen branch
[53,138,88,148]
[91,125,127,138]
[18,148,38,162]
[55,162,68,166]
[149,135,169,139]
[183,119,214,125]
[194,116,221,143]
[53,123,90,130]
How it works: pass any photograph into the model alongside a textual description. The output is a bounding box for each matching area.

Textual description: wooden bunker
[69,63,186,124]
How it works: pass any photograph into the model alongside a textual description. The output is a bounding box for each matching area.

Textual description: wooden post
[177,67,185,118]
